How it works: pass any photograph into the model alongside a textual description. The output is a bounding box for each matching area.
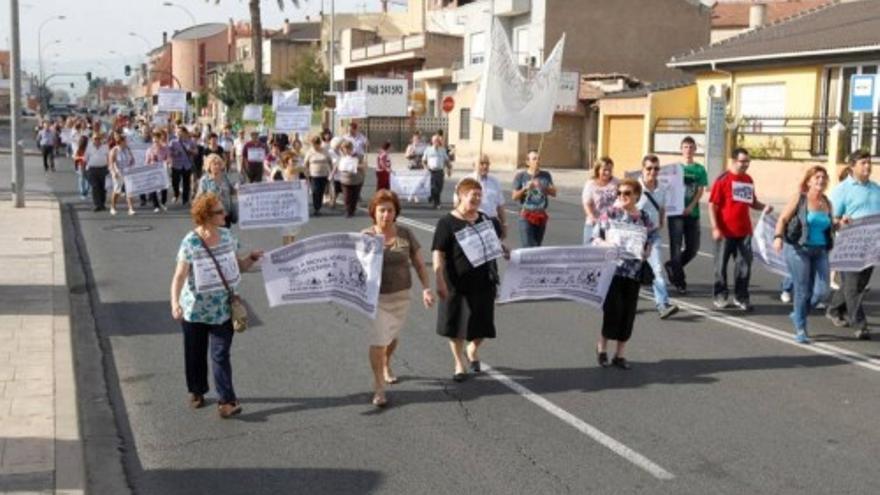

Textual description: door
[604,116,645,173]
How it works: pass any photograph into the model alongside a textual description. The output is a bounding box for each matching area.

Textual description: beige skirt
[370,290,412,347]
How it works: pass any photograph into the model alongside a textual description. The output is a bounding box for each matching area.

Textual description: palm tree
[210,0,302,103]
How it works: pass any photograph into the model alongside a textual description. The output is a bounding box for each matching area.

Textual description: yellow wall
[694,65,823,118]
[597,96,649,160]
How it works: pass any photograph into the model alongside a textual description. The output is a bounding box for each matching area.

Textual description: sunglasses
[644,166,660,171]
[617,190,634,197]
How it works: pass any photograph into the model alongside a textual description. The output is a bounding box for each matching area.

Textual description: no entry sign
[442,96,455,114]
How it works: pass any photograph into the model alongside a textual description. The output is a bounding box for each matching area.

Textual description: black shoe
[596,348,609,368]
[856,328,871,340]
[612,356,631,370]
[453,372,468,382]
[469,361,481,373]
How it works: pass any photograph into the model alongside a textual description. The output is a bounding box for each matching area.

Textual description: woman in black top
[432,178,508,382]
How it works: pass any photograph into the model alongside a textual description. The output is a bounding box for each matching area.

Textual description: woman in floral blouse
[592,178,652,370]
[197,154,236,228]
[169,193,262,418]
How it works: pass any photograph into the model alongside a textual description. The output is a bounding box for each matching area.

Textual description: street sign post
[849,74,876,113]
[704,86,728,180]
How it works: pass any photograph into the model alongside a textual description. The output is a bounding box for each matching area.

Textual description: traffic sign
[442,96,455,114]
[850,74,876,113]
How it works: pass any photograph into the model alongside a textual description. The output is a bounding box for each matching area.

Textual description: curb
[0,148,42,156]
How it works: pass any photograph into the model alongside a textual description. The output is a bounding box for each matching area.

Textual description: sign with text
[122,165,170,196]
[752,212,789,277]
[272,88,300,111]
[192,242,241,294]
[362,78,408,117]
[390,171,431,201]
[849,74,876,113]
[830,214,880,272]
[274,106,312,134]
[242,104,264,122]
[454,220,503,268]
[555,71,580,113]
[157,88,187,113]
[337,90,368,119]
[238,180,309,230]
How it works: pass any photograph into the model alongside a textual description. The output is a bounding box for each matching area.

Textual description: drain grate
[102,225,154,233]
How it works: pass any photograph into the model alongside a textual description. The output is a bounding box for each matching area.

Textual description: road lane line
[484,364,676,480]
[642,292,880,373]
[390,211,675,480]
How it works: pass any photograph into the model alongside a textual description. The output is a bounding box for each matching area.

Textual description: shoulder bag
[196,234,249,332]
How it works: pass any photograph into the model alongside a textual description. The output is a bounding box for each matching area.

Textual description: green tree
[278,49,329,108]
[215,65,256,124]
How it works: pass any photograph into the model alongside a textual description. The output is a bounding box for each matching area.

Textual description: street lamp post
[37,14,65,114]
[9,0,26,206]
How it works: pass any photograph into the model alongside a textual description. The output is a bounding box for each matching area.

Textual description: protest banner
[272,88,300,111]
[274,105,312,134]
[151,112,169,126]
[238,180,309,230]
[60,128,73,145]
[752,212,789,277]
[454,220,503,268]
[157,88,187,112]
[337,90,368,119]
[192,242,241,294]
[605,222,647,259]
[498,246,618,309]
[122,166,169,196]
[129,143,150,168]
[261,233,384,318]
[390,171,431,201]
[242,104,264,122]
[830,214,880,272]
[624,163,685,216]
[362,78,408,117]
[473,18,565,133]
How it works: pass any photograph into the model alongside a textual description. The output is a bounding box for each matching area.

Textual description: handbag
[196,234,249,332]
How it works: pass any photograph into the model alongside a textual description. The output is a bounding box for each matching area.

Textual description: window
[460,108,470,140]
[513,27,529,66]
[469,32,485,65]
[492,125,503,141]
[738,83,786,132]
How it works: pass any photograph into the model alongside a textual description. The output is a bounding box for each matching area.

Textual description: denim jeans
[784,243,830,333]
[86,167,108,208]
[827,266,874,329]
[666,215,701,287]
[518,217,546,248]
[41,145,55,171]
[582,223,594,245]
[713,236,753,301]
[171,168,191,203]
[429,169,445,207]
[76,169,91,198]
[647,232,670,310]
[310,176,328,212]
[182,319,236,403]
[781,275,826,307]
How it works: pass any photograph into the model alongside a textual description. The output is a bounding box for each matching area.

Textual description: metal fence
[363,116,448,153]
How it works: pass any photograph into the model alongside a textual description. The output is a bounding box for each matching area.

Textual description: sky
[1,0,403,98]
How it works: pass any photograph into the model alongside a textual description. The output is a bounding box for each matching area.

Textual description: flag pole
[537,132,546,156]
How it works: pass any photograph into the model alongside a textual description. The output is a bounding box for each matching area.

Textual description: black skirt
[436,285,497,341]
[601,275,640,342]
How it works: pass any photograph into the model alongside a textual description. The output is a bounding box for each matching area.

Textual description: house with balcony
[446,0,712,170]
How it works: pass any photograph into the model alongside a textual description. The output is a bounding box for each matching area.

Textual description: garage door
[605,116,645,173]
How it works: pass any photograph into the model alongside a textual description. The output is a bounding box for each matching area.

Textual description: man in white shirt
[37,121,57,172]
[84,133,111,212]
[637,154,678,319]
[421,135,451,208]
[454,154,508,239]
[344,121,369,159]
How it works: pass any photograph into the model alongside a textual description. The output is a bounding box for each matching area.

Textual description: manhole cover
[103,225,154,233]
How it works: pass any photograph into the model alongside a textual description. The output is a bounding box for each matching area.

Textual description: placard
[390,171,431,201]
[157,88,187,113]
[192,242,241,293]
[122,166,170,196]
[274,106,312,134]
[605,221,647,259]
[751,212,789,277]
[272,88,300,111]
[498,246,617,309]
[261,233,384,318]
[732,182,755,204]
[337,90,368,119]
[246,147,266,162]
[238,180,309,230]
[151,112,169,126]
[555,71,580,113]
[454,220,503,268]
[623,164,685,217]
[129,143,150,169]
[242,104,264,122]
[362,78,408,117]
[829,214,880,272]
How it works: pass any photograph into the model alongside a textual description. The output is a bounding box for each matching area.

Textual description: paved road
[3,154,880,494]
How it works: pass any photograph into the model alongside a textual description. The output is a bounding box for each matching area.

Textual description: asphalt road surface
[2,153,879,495]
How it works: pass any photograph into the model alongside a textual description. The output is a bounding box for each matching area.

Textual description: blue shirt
[831,177,880,220]
[805,211,831,247]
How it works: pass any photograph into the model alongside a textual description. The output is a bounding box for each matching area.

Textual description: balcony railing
[351,34,426,62]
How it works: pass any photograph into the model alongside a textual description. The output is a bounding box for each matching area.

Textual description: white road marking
[392,211,675,480]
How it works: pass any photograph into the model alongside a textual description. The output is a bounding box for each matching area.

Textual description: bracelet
[773,234,783,240]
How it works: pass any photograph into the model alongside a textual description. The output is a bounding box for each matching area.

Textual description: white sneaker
[110,208,117,216]
[160,204,168,212]
[154,207,161,213]
[128,208,135,216]
[780,290,792,303]
[713,295,730,309]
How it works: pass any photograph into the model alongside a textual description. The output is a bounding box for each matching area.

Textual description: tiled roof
[269,22,321,42]
[172,23,228,41]
[712,0,831,28]
[670,0,880,67]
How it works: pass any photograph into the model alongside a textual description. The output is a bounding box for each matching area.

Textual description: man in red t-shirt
[709,148,772,311]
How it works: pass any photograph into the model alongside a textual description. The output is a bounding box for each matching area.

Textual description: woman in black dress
[432,178,507,382]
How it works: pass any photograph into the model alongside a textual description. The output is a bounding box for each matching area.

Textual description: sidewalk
[0,199,85,494]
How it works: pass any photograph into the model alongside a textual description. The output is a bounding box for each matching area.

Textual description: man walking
[169,126,197,205]
[240,131,268,184]
[455,154,508,239]
[665,136,708,294]
[709,148,772,311]
[37,121,57,172]
[422,135,452,208]
[512,150,556,247]
[826,151,880,339]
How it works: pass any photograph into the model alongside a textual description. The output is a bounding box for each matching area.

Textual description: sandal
[372,393,388,408]
[217,400,242,418]
[188,393,205,409]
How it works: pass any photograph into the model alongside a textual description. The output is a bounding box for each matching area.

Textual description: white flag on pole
[473,19,565,133]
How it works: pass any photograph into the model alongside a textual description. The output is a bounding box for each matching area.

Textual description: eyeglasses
[644,167,660,171]
[617,190,634,197]
[211,209,225,216]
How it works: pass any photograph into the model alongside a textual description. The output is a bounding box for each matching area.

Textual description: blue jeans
[783,244,830,333]
[518,217,546,248]
[182,319,236,403]
[76,169,91,198]
[780,275,825,307]
[582,223,594,245]
[647,232,670,310]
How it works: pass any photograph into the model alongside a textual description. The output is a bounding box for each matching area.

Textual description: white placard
[604,221,648,260]
[129,143,150,169]
[555,71,580,113]
[60,129,73,144]
[337,90,368,119]
[246,147,266,163]
[337,155,359,174]
[151,112,169,126]
[390,171,431,201]
[157,88,187,112]
[362,78,408,117]
[732,181,755,204]
[261,233,384,319]
[122,166,170,196]
[498,246,617,309]
[658,163,685,216]
[192,242,241,294]
[829,214,880,272]
[242,104,264,122]
[272,88,300,111]
[751,212,789,277]
[454,220,503,268]
[274,106,312,134]
[238,180,309,230]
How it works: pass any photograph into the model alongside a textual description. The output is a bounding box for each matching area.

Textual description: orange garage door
[604,116,645,174]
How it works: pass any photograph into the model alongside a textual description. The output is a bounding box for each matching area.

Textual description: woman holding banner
[170,193,263,418]
[197,154,236,228]
[145,130,171,213]
[338,140,366,218]
[304,135,332,216]
[109,132,137,216]
[362,190,435,407]
[592,178,652,370]
[581,157,619,244]
[433,178,506,382]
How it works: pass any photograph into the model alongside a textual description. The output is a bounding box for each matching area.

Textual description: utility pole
[329,0,336,132]
[9,0,25,207]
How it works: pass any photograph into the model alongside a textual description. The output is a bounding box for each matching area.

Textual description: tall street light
[10,0,26,206]
[162,1,198,96]
[37,14,65,113]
